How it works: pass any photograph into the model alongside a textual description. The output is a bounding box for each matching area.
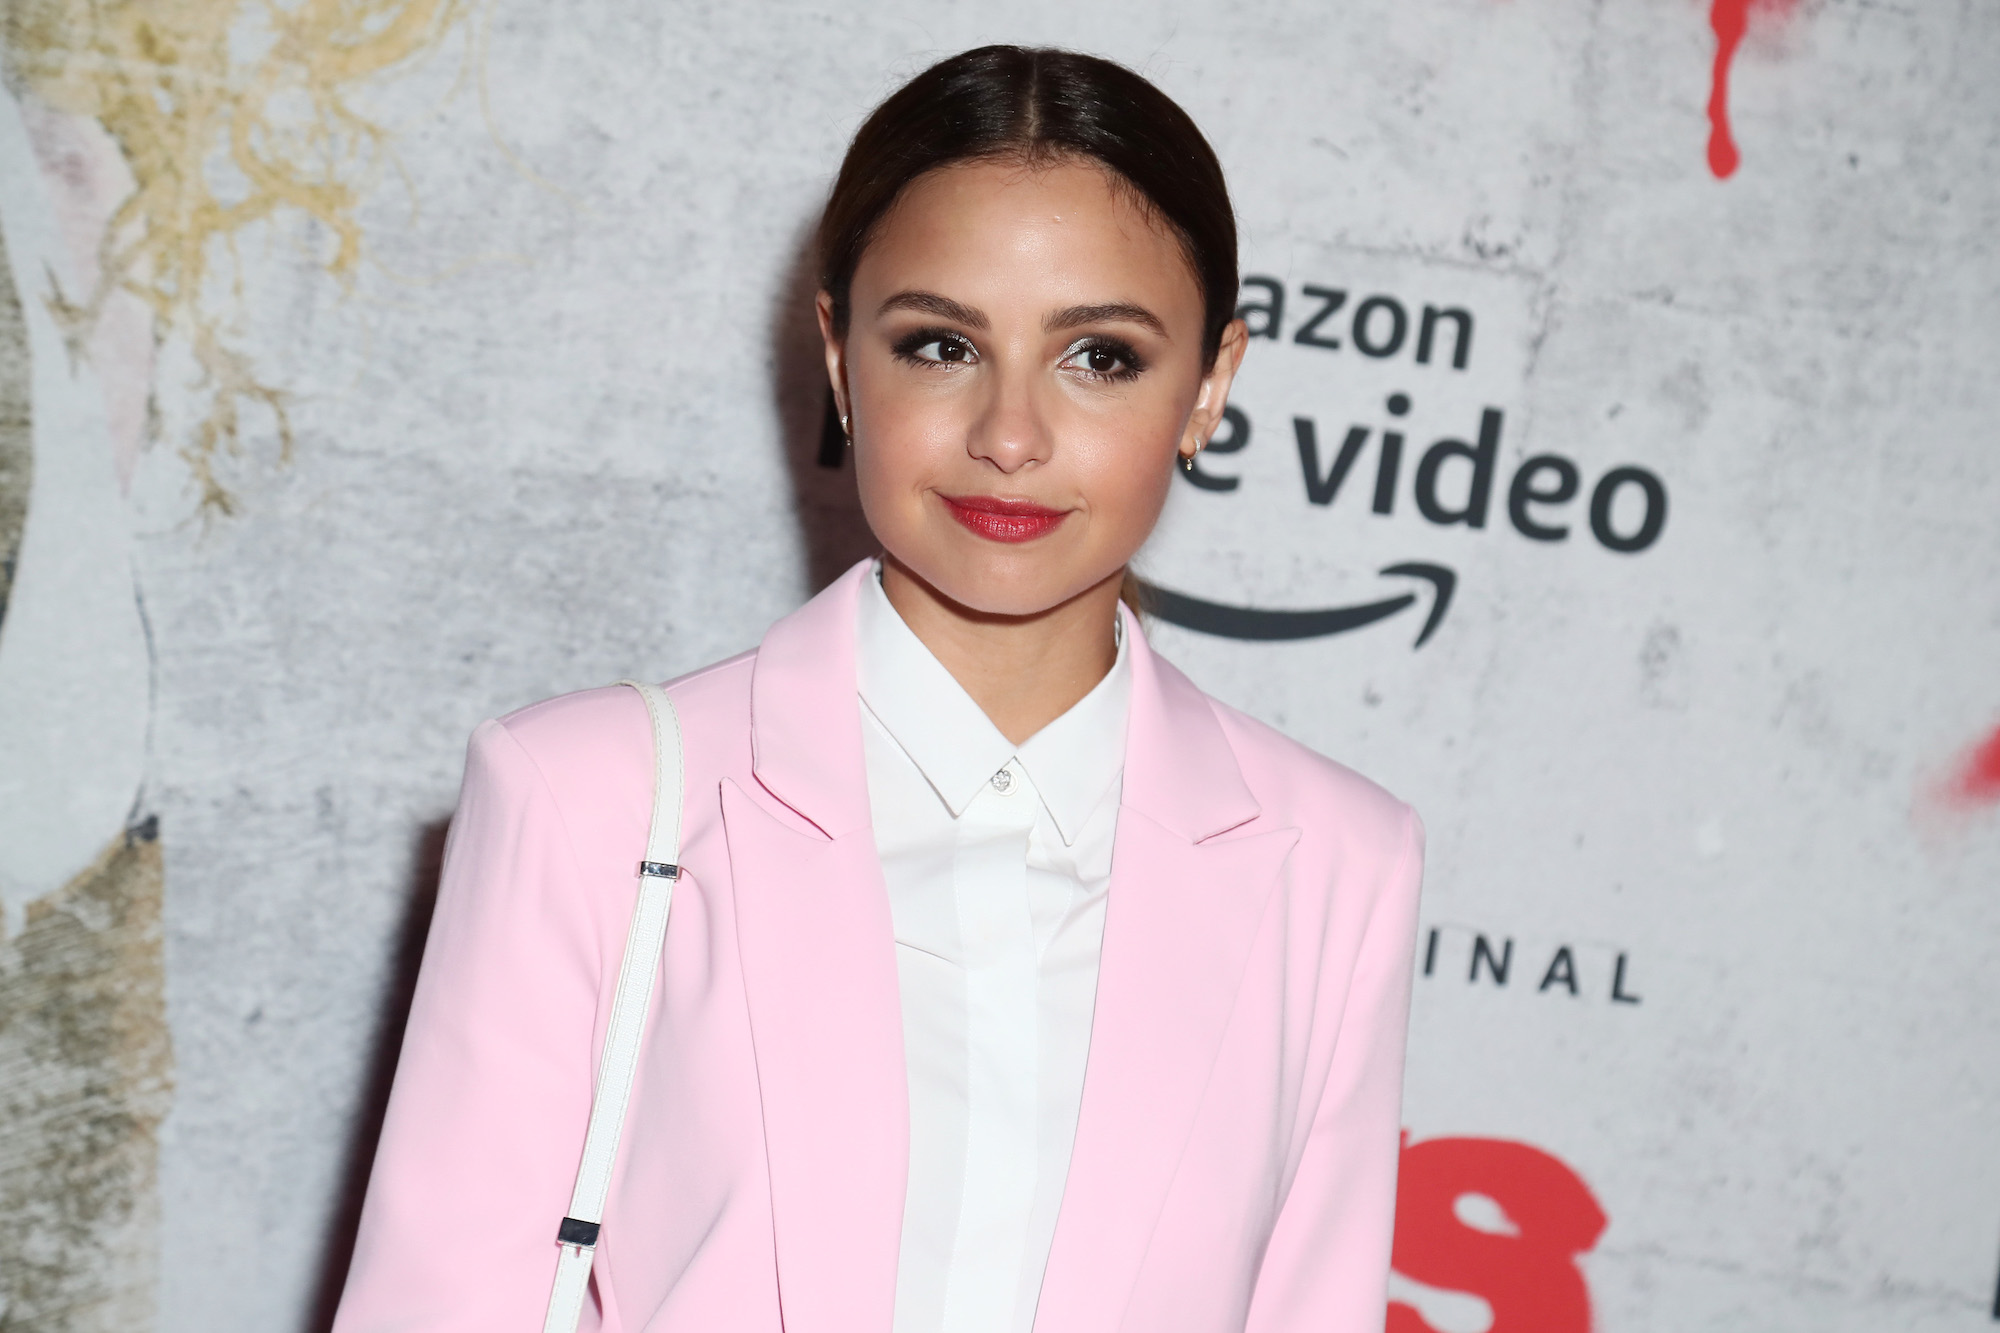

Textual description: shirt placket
[940,758,1041,1333]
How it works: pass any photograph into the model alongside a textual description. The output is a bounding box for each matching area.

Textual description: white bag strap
[542,679,684,1333]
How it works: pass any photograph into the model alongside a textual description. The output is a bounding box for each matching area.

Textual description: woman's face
[820,157,1246,618]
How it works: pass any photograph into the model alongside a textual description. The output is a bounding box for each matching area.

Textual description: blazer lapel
[726,562,906,1333]
[724,783,904,1333]
[1035,616,1301,1333]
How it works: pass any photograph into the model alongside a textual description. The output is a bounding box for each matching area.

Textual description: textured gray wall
[1,2,1996,1331]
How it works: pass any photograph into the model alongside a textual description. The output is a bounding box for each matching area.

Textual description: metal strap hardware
[541,680,684,1333]
[555,1217,601,1249]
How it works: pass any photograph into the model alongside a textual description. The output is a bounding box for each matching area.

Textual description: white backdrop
[1,2,1996,1331]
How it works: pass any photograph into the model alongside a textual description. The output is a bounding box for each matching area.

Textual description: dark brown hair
[817,45,1239,367]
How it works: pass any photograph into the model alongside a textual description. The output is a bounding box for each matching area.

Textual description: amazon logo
[1136,564,1454,648]
[1136,273,1670,647]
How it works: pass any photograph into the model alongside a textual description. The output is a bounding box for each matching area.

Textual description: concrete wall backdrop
[0,2,1995,1330]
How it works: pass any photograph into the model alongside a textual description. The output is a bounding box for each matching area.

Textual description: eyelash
[1061,336,1146,383]
[888,329,1148,383]
[891,327,977,369]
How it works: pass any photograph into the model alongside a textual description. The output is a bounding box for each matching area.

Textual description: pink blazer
[333,560,1425,1333]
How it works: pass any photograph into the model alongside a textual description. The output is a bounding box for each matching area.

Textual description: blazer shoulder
[1204,694,1421,858]
[490,648,759,796]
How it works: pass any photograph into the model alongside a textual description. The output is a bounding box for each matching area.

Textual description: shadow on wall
[307,819,448,1333]
[769,218,877,592]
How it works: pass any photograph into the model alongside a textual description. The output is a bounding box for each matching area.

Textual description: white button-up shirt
[855,567,1131,1333]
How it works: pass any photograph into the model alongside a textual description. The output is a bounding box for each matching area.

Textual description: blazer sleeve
[333,719,608,1332]
[1244,804,1425,1333]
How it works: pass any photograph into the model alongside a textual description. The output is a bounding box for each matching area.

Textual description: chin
[921,547,1116,620]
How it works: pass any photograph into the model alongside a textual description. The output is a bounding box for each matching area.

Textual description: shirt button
[990,766,1016,795]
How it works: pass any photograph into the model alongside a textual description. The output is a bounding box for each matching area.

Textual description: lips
[940,494,1069,543]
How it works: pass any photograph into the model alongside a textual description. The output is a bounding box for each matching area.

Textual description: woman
[335,45,1424,1333]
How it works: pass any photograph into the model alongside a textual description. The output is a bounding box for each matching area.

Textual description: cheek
[1071,424,1179,545]
[849,371,949,492]
[1099,452,1176,542]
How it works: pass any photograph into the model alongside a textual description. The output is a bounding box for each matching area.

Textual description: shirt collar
[855,563,1130,845]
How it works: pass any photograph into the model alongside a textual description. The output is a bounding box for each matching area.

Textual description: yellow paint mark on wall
[2,0,467,512]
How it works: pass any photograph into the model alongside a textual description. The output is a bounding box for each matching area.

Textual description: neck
[879,555,1122,746]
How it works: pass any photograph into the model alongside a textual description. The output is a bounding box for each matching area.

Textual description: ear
[815,290,850,427]
[1182,318,1250,459]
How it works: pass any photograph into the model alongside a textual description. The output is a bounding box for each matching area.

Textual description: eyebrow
[874,291,1169,339]
[1044,301,1168,338]
[877,290,989,329]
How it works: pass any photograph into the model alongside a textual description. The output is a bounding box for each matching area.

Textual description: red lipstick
[940,494,1069,543]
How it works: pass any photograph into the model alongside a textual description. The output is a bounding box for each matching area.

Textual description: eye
[1059,337,1144,381]
[894,329,978,367]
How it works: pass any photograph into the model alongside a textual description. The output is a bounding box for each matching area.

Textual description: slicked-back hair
[817,45,1239,367]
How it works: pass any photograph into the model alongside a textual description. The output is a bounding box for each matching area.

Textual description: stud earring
[840,413,851,446]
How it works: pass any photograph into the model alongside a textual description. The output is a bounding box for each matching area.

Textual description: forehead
[854,157,1202,319]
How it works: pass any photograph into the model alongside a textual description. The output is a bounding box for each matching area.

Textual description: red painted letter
[1389,1135,1608,1333]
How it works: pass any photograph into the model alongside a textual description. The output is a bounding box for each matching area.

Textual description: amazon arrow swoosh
[1136,563,1456,648]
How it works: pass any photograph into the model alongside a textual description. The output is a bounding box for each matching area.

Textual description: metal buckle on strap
[556,1217,600,1249]
[638,861,679,880]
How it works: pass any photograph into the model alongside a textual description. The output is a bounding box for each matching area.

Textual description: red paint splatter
[1946,725,2000,807]
[1707,0,1800,179]
[1485,0,1804,177]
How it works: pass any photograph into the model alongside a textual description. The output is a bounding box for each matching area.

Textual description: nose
[964,362,1054,475]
